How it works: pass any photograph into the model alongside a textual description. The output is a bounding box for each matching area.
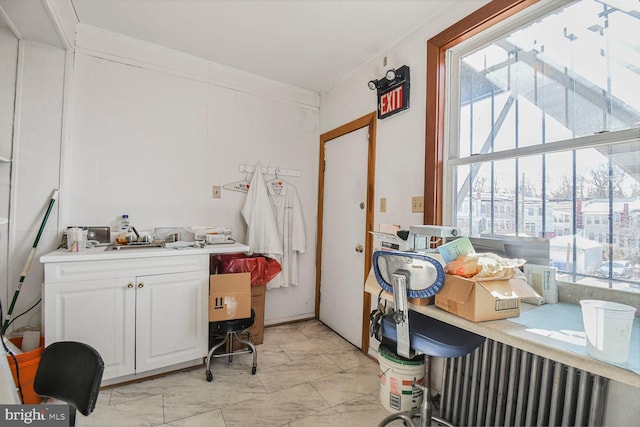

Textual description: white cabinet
[43,254,209,382]
[45,276,136,379]
[135,271,207,373]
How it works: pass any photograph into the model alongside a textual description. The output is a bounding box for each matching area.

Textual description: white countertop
[40,242,251,263]
[364,272,640,389]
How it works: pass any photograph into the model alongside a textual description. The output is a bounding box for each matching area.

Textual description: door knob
[355,244,364,253]
[138,283,144,288]
[127,283,133,288]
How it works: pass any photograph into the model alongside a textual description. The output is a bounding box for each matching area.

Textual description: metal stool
[205,308,257,382]
[371,250,485,427]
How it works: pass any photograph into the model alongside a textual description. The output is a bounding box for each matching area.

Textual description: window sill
[558,280,640,312]
[364,276,640,388]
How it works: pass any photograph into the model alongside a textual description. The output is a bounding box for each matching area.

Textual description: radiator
[439,338,609,426]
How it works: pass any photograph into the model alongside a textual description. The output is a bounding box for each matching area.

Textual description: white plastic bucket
[580,300,636,364]
[378,344,424,413]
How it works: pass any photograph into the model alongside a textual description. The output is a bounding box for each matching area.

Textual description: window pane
[453,142,640,291]
[450,0,640,294]
[458,0,640,155]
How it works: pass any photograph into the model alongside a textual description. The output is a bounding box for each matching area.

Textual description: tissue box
[209,273,251,321]
[435,274,538,322]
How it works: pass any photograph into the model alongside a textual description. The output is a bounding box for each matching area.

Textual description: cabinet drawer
[44,254,208,283]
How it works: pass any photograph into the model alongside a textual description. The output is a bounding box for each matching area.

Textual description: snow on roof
[581,198,640,214]
[550,235,604,250]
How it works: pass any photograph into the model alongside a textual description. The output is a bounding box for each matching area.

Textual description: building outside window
[444,0,640,292]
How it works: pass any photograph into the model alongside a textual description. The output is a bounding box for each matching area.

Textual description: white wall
[0,26,18,315]
[64,25,320,324]
[0,27,17,160]
[6,41,66,331]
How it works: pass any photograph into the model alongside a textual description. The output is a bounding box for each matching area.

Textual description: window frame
[425,0,639,224]
[425,0,541,226]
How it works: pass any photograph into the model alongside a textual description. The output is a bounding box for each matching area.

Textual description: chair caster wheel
[206,371,213,382]
[251,366,256,375]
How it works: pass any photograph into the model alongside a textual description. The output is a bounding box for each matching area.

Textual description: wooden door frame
[315,112,376,353]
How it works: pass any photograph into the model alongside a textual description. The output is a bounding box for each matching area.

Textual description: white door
[45,277,136,380]
[135,271,208,373]
[319,127,368,348]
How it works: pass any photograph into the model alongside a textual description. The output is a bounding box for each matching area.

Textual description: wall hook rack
[239,164,301,178]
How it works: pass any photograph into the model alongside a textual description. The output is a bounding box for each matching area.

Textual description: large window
[443,0,639,292]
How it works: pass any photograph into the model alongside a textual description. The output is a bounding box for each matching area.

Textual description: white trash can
[580,300,636,364]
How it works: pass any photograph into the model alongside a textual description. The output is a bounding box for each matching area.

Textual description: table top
[364,271,640,388]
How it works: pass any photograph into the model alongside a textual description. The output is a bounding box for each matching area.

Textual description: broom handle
[2,189,58,335]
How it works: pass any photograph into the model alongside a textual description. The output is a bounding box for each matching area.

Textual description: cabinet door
[135,270,208,373]
[44,278,136,380]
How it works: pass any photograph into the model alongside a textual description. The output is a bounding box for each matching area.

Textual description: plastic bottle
[115,214,133,245]
[119,214,131,232]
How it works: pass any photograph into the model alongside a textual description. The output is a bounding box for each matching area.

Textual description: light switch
[411,196,424,213]
[380,197,387,212]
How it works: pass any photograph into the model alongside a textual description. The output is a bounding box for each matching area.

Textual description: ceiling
[70,0,482,93]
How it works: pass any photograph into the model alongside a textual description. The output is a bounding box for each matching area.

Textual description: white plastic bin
[378,343,424,413]
[580,300,636,364]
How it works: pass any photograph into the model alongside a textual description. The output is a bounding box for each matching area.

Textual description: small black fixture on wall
[368,65,410,119]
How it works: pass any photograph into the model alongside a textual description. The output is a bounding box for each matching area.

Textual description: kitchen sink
[106,243,164,251]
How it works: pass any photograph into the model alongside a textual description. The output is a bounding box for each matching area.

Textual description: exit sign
[377,66,410,119]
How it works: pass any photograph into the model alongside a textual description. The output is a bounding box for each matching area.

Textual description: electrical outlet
[411,196,424,213]
[380,197,387,213]
[212,185,221,198]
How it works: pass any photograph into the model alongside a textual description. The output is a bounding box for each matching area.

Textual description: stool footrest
[208,348,253,359]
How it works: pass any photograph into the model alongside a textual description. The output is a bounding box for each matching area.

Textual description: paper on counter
[437,236,475,264]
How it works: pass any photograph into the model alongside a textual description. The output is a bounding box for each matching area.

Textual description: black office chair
[205,308,257,382]
[33,341,104,427]
[371,250,485,427]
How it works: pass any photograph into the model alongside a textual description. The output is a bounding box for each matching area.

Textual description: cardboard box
[408,296,434,306]
[233,284,265,349]
[209,272,251,322]
[435,274,539,322]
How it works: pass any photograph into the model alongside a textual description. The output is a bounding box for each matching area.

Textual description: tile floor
[79,319,397,426]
